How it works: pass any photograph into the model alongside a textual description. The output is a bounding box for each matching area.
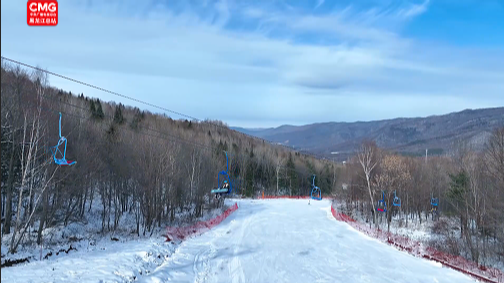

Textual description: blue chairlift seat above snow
[50,113,76,166]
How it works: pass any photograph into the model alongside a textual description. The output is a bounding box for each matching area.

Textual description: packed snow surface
[2,199,477,283]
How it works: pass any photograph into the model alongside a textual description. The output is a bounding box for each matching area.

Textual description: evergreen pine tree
[113,104,124,124]
[94,99,105,120]
[90,99,96,116]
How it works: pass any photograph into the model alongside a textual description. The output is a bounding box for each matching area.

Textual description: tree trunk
[406,193,408,228]
[3,134,16,235]
[276,167,280,195]
[365,175,377,227]
[37,187,48,245]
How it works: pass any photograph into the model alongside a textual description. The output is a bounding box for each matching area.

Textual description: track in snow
[142,199,477,283]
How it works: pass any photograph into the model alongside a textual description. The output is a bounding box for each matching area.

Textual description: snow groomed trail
[142,199,477,283]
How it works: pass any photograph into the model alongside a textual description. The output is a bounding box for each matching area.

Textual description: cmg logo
[27,0,58,26]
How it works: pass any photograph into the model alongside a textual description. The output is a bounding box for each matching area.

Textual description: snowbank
[1,202,240,282]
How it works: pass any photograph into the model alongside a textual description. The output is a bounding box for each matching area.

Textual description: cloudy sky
[2,0,504,128]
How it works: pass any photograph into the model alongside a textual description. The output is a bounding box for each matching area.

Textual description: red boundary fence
[331,204,504,283]
[163,203,238,242]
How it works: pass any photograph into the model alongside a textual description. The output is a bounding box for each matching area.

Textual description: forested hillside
[234,107,504,160]
[0,62,336,254]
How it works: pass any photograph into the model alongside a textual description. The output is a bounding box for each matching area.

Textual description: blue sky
[2,0,503,128]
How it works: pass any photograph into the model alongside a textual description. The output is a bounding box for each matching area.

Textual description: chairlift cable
[1,56,328,161]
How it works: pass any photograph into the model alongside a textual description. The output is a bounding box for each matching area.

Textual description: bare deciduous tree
[357,140,380,227]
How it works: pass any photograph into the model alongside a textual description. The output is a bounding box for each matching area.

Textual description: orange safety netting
[164,203,239,242]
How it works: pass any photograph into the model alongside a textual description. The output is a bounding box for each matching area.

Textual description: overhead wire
[2,56,335,196]
[1,56,328,160]
[50,96,216,152]
[36,101,215,152]
[6,84,216,152]
[19,94,322,180]
[20,100,198,157]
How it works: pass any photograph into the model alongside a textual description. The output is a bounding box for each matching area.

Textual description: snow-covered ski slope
[2,199,477,283]
[145,199,476,283]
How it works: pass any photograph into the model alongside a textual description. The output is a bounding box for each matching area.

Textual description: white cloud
[397,0,430,19]
[1,0,503,128]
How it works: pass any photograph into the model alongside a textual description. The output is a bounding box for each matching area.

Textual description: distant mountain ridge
[232,107,504,161]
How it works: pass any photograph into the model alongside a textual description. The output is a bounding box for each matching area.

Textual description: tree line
[337,134,504,267]
[0,62,336,254]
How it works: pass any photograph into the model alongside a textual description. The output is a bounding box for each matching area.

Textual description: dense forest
[0,62,336,254]
[337,136,504,267]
